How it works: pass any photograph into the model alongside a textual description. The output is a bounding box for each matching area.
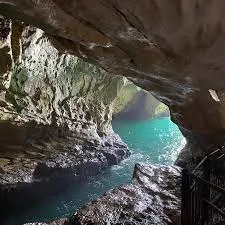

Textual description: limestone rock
[0,21,130,220]
[0,16,12,94]
[113,81,170,120]
[113,80,140,116]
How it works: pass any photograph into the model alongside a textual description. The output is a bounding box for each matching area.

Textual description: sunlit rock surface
[0,19,130,219]
[71,164,181,225]
[1,1,225,165]
[113,80,169,120]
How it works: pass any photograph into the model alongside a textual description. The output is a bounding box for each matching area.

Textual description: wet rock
[113,82,169,121]
[24,218,70,225]
[0,123,130,219]
[72,164,181,225]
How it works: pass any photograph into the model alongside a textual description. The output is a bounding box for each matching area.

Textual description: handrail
[208,148,223,157]
[192,155,207,174]
[189,173,225,194]
[216,153,225,160]
[192,191,225,217]
[192,147,224,174]
[182,145,225,225]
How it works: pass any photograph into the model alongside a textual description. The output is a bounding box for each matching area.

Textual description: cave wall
[0,19,125,137]
[0,17,129,171]
[113,81,169,121]
[113,81,139,117]
[0,18,131,216]
[0,1,225,164]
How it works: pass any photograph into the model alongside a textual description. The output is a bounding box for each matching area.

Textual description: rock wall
[0,18,130,219]
[113,81,139,116]
[1,1,225,166]
[113,81,169,120]
[0,20,123,136]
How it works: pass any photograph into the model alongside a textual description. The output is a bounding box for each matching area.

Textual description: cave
[0,1,225,225]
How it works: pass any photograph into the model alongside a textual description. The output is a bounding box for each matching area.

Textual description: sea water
[7,117,186,225]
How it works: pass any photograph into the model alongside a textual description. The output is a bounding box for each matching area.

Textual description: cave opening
[112,79,186,164]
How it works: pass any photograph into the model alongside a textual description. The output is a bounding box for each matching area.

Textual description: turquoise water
[6,117,185,225]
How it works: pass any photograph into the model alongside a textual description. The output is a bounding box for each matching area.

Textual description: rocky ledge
[0,125,130,220]
[32,164,181,225]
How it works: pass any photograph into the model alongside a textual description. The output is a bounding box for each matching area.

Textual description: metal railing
[181,147,225,225]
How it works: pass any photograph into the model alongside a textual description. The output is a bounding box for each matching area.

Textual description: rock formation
[113,80,169,120]
[0,19,130,220]
[0,0,225,166]
[72,164,181,225]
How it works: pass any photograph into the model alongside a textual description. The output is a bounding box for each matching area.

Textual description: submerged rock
[71,164,181,225]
